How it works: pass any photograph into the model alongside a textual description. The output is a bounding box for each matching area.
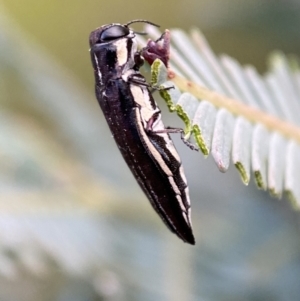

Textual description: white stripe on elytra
[135,108,192,225]
[184,187,191,205]
[130,85,152,108]
[163,132,181,163]
[130,85,183,165]
[184,187,192,224]
[135,108,172,177]
[93,54,102,85]
[179,166,187,185]
[130,85,162,131]
[168,176,181,195]
[176,195,189,224]
[130,84,190,215]
[176,195,187,212]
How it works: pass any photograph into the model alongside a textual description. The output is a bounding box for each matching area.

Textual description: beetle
[89,20,195,244]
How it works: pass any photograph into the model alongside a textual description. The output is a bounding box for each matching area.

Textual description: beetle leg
[146,114,199,151]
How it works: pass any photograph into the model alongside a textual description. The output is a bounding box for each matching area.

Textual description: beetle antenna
[125,19,160,28]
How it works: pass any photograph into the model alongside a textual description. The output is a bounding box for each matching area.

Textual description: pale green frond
[140,25,300,205]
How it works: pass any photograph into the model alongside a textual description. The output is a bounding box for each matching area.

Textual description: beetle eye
[100,25,129,41]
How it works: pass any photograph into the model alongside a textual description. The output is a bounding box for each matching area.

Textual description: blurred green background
[1,0,300,300]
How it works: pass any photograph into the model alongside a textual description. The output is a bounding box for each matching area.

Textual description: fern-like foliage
[138,25,300,207]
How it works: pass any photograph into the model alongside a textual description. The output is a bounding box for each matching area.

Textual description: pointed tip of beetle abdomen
[185,232,196,245]
[177,226,195,245]
[157,203,196,245]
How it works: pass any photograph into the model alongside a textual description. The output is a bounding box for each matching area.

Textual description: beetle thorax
[92,34,138,86]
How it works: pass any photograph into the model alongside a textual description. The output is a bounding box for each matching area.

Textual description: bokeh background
[1,0,300,300]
